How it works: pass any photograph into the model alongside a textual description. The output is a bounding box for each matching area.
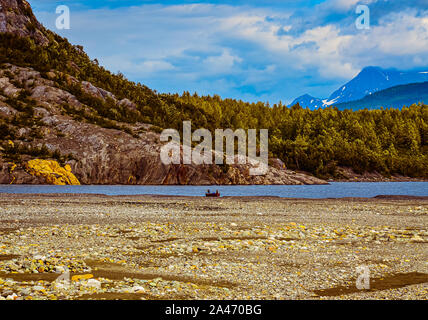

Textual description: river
[0,182,427,198]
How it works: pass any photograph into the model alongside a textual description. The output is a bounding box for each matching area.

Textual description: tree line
[0,31,426,178]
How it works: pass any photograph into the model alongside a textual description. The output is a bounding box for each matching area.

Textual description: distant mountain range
[292,66,428,110]
[334,81,428,111]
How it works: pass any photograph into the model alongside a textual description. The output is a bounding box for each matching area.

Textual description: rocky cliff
[0,0,48,45]
[0,0,326,185]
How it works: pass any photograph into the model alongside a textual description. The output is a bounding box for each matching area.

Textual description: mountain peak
[0,0,48,44]
[291,94,323,109]
[292,65,428,109]
[323,66,428,106]
[360,66,383,72]
[299,94,315,99]
[358,66,387,77]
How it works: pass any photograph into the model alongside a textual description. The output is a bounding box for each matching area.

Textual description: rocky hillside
[0,63,326,185]
[0,0,48,45]
[0,1,326,185]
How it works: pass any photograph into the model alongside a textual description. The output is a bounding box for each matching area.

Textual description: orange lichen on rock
[8,162,17,173]
[71,274,93,282]
[25,159,80,185]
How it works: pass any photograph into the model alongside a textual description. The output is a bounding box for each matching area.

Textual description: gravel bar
[0,193,427,300]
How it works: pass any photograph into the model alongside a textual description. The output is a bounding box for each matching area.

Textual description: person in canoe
[206,189,220,197]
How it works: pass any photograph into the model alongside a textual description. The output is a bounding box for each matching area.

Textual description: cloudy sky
[29,0,428,104]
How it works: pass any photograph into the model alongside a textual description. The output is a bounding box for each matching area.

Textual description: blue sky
[29,0,428,104]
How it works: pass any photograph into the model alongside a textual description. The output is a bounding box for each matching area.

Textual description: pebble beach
[0,193,427,300]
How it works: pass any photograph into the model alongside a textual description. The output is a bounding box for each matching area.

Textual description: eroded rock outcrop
[25,159,80,185]
[0,0,48,45]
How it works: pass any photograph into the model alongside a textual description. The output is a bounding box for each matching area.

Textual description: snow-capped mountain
[327,66,428,104]
[290,94,324,109]
[334,81,428,111]
[293,66,428,109]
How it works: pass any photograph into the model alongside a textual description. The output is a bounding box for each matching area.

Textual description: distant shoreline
[0,192,427,201]
[331,178,428,183]
[1,178,427,187]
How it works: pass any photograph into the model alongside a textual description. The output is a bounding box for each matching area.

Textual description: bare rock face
[0,0,49,45]
[0,79,18,97]
[0,102,17,117]
[0,63,327,185]
[119,98,137,111]
[31,85,83,111]
[0,162,46,184]
[81,81,116,101]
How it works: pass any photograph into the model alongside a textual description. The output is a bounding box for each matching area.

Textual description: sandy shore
[0,194,427,300]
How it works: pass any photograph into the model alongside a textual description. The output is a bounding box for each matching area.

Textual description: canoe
[205,193,220,197]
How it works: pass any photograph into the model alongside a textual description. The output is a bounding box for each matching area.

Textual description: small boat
[205,190,220,197]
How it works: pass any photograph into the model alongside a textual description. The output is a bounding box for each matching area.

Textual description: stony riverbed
[0,194,427,300]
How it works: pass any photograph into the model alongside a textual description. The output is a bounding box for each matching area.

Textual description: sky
[29,0,428,104]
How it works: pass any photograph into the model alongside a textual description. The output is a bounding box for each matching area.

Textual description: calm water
[0,182,427,198]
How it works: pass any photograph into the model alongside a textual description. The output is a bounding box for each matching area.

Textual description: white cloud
[33,2,428,102]
[337,10,428,70]
[324,0,374,11]
[203,50,242,74]
[138,60,176,73]
[101,56,175,75]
